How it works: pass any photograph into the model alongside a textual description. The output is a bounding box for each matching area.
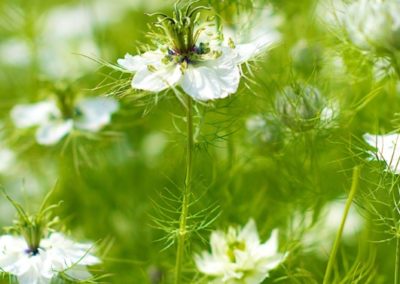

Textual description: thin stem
[322,166,360,284]
[390,53,400,80]
[174,95,194,284]
[395,236,400,284]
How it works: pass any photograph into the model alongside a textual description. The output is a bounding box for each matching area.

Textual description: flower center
[164,42,210,65]
[151,1,211,63]
[226,240,246,262]
[25,247,40,256]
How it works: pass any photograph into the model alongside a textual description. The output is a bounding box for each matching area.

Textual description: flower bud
[276,84,326,132]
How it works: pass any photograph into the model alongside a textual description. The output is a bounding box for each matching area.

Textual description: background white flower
[11,97,119,145]
[222,6,282,64]
[0,232,100,284]
[364,133,400,174]
[343,0,400,51]
[299,200,364,257]
[195,219,287,284]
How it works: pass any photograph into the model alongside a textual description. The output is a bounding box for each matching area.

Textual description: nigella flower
[118,2,243,101]
[195,219,287,284]
[220,5,282,64]
[343,0,400,52]
[0,233,99,284]
[364,133,400,174]
[0,190,101,284]
[11,97,119,146]
[299,200,364,257]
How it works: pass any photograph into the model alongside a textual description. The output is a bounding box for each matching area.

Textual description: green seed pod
[276,84,326,132]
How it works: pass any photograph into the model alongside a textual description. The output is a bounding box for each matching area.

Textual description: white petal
[74,97,119,132]
[117,51,165,72]
[181,66,222,101]
[11,101,59,128]
[238,219,260,245]
[36,120,73,145]
[258,230,279,258]
[64,265,93,280]
[194,253,227,276]
[132,63,182,92]
[181,52,240,101]
[209,231,229,258]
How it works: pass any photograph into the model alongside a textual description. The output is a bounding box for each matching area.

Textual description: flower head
[220,5,282,64]
[364,133,400,174]
[195,219,287,284]
[0,232,100,284]
[0,190,100,284]
[11,95,119,146]
[118,1,244,101]
[300,200,364,257]
[343,0,400,52]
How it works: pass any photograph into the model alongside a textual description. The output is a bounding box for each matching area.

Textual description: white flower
[301,200,364,257]
[364,133,400,174]
[221,6,282,64]
[38,5,101,79]
[195,219,287,284]
[0,232,100,284]
[118,47,240,101]
[117,4,246,102]
[0,38,31,67]
[11,97,119,146]
[343,0,400,51]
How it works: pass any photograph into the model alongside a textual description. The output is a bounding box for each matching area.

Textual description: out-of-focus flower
[38,5,101,80]
[343,0,400,52]
[301,200,364,257]
[0,38,31,67]
[220,6,282,64]
[246,114,283,146]
[11,97,119,145]
[276,84,337,132]
[195,219,287,284]
[0,148,15,174]
[0,232,100,284]
[142,132,168,167]
[364,133,400,174]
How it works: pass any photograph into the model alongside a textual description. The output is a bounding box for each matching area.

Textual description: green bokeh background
[0,0,399,283]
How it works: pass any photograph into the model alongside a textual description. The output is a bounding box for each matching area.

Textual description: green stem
[395,236,400,284]
[174,96,194,284]
[322,166,360,284]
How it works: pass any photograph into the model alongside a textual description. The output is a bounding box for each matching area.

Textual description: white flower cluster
[0,232,99,284]
[11,97,119,146]
[195,219,287,284]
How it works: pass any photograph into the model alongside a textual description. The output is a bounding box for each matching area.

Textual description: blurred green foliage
[1,0,400,283]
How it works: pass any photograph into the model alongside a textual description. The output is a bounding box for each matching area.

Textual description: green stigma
[149,1,211,57]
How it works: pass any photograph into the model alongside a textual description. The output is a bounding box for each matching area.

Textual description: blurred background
[0,0,399,283]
